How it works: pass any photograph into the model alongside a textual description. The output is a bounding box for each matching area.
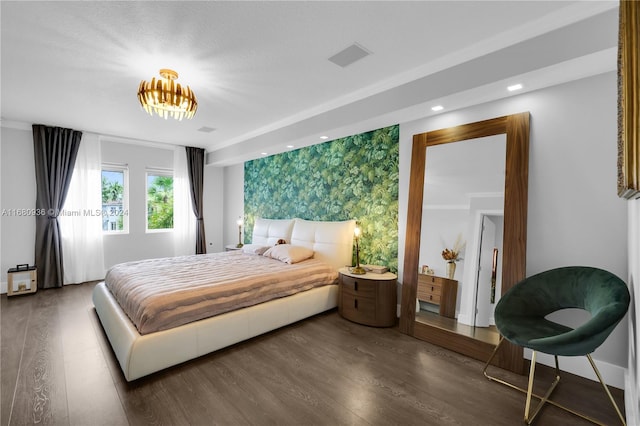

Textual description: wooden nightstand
[225,244,242,251]
[417,274,458,318]
[338,267,397,327]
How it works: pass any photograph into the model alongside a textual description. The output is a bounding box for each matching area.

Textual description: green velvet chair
[483,266,630,425]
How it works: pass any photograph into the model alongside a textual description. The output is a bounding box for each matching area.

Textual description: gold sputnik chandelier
[137,69,197,121]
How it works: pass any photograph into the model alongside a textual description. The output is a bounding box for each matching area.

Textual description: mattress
[105,250,338,335]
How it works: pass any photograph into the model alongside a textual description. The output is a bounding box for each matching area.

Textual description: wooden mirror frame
[399,112,530,373]
[617,0,639,199]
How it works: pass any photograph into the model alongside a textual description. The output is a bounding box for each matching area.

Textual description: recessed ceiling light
[431,105,444,112]
[508,84,523,92]
[261,152,268,156]
[320,136,329,140]
[197,126,216,133]
[286,145,294,149]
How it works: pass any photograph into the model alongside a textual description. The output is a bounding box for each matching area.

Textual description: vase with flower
[442,235,465,279]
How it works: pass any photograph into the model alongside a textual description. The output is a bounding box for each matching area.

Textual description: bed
[92,218,355,381]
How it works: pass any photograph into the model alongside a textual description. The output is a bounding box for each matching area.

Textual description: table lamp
[236,217,244,248]
[351,225,366,275]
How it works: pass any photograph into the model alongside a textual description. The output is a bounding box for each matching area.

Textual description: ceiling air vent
[328,43,371,68]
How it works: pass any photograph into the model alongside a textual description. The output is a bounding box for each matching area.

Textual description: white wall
[200,163,242,252]
[222,71,628,387]
[626,199,640,425]
[0,127,36,291]
[1,125,3,293]
[222,164,244,248]
[203,165,224,253]
[101,140,175,269]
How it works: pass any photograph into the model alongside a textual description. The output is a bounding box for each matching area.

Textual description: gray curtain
[33,124,82,288]
[185,146,206,254]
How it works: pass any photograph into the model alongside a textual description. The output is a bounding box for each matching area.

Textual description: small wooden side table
[338,267,397,327]
[417,274,458,318]
[225,244,242,251]
[7,265,37,297]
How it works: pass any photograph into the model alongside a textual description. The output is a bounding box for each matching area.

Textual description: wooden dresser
[417,274,458,319]
[338,268,397,327]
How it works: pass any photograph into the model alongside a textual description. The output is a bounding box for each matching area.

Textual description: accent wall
[243,125,399,272]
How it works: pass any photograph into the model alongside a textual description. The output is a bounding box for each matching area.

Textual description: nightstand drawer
[418,281,442,295]
[417,288,441,305]
[340,275,376,298]
[340,292,377,323]
[418,274,440,285]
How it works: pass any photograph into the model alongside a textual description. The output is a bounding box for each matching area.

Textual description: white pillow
[262,244,314,264]
[241,244,270,255]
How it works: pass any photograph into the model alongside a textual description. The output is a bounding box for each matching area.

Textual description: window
[146,170,174,231]
[101,165,129,233]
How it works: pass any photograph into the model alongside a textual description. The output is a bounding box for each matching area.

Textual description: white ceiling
[1,1,618,166]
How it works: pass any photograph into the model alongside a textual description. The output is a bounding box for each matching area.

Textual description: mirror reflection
[417,135,506,329]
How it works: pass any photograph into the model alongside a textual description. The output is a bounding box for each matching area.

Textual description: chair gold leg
[524,350,537,422]
[483,336,526,392]
[586,354,626,426]
[483,340,619,425]
[524,352,561,424]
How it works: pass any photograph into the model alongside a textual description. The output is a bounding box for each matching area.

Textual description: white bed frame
[93,218,355,381]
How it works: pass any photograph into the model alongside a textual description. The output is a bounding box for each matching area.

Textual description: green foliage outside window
[244,125,399,272]
[101,177,123,204]
[147,175,174,230]
[101,170,125,232]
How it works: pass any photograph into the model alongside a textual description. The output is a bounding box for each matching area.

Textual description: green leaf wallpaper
[244,125,399,272]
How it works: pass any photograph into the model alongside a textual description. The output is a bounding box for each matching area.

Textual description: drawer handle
[429,295,433,300]
[354,299,358,309]
[431,286,434,291]
[354,281,358,291]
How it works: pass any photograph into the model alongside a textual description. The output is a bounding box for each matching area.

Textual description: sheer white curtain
[174,146,196,256]
[60,133,105,284]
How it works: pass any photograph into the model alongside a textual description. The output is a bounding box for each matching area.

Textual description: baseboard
[625,369,638,426]
[525,349,626,390]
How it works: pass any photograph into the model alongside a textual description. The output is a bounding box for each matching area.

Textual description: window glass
[101,167,128,232]
[146,171,174,231]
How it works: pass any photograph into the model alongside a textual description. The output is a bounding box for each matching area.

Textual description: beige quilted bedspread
[105,251,338,335]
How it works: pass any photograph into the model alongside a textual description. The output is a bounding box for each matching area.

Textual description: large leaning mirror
[399,113,530,373]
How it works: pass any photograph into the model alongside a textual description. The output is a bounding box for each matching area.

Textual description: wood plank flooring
[1,282,626,425]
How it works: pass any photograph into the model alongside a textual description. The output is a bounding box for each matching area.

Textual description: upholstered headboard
[290,219,355,271]
[251,218,296,246]
[251,218,355,271]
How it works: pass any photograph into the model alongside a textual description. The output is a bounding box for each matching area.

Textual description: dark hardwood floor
[1,282,625,425]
